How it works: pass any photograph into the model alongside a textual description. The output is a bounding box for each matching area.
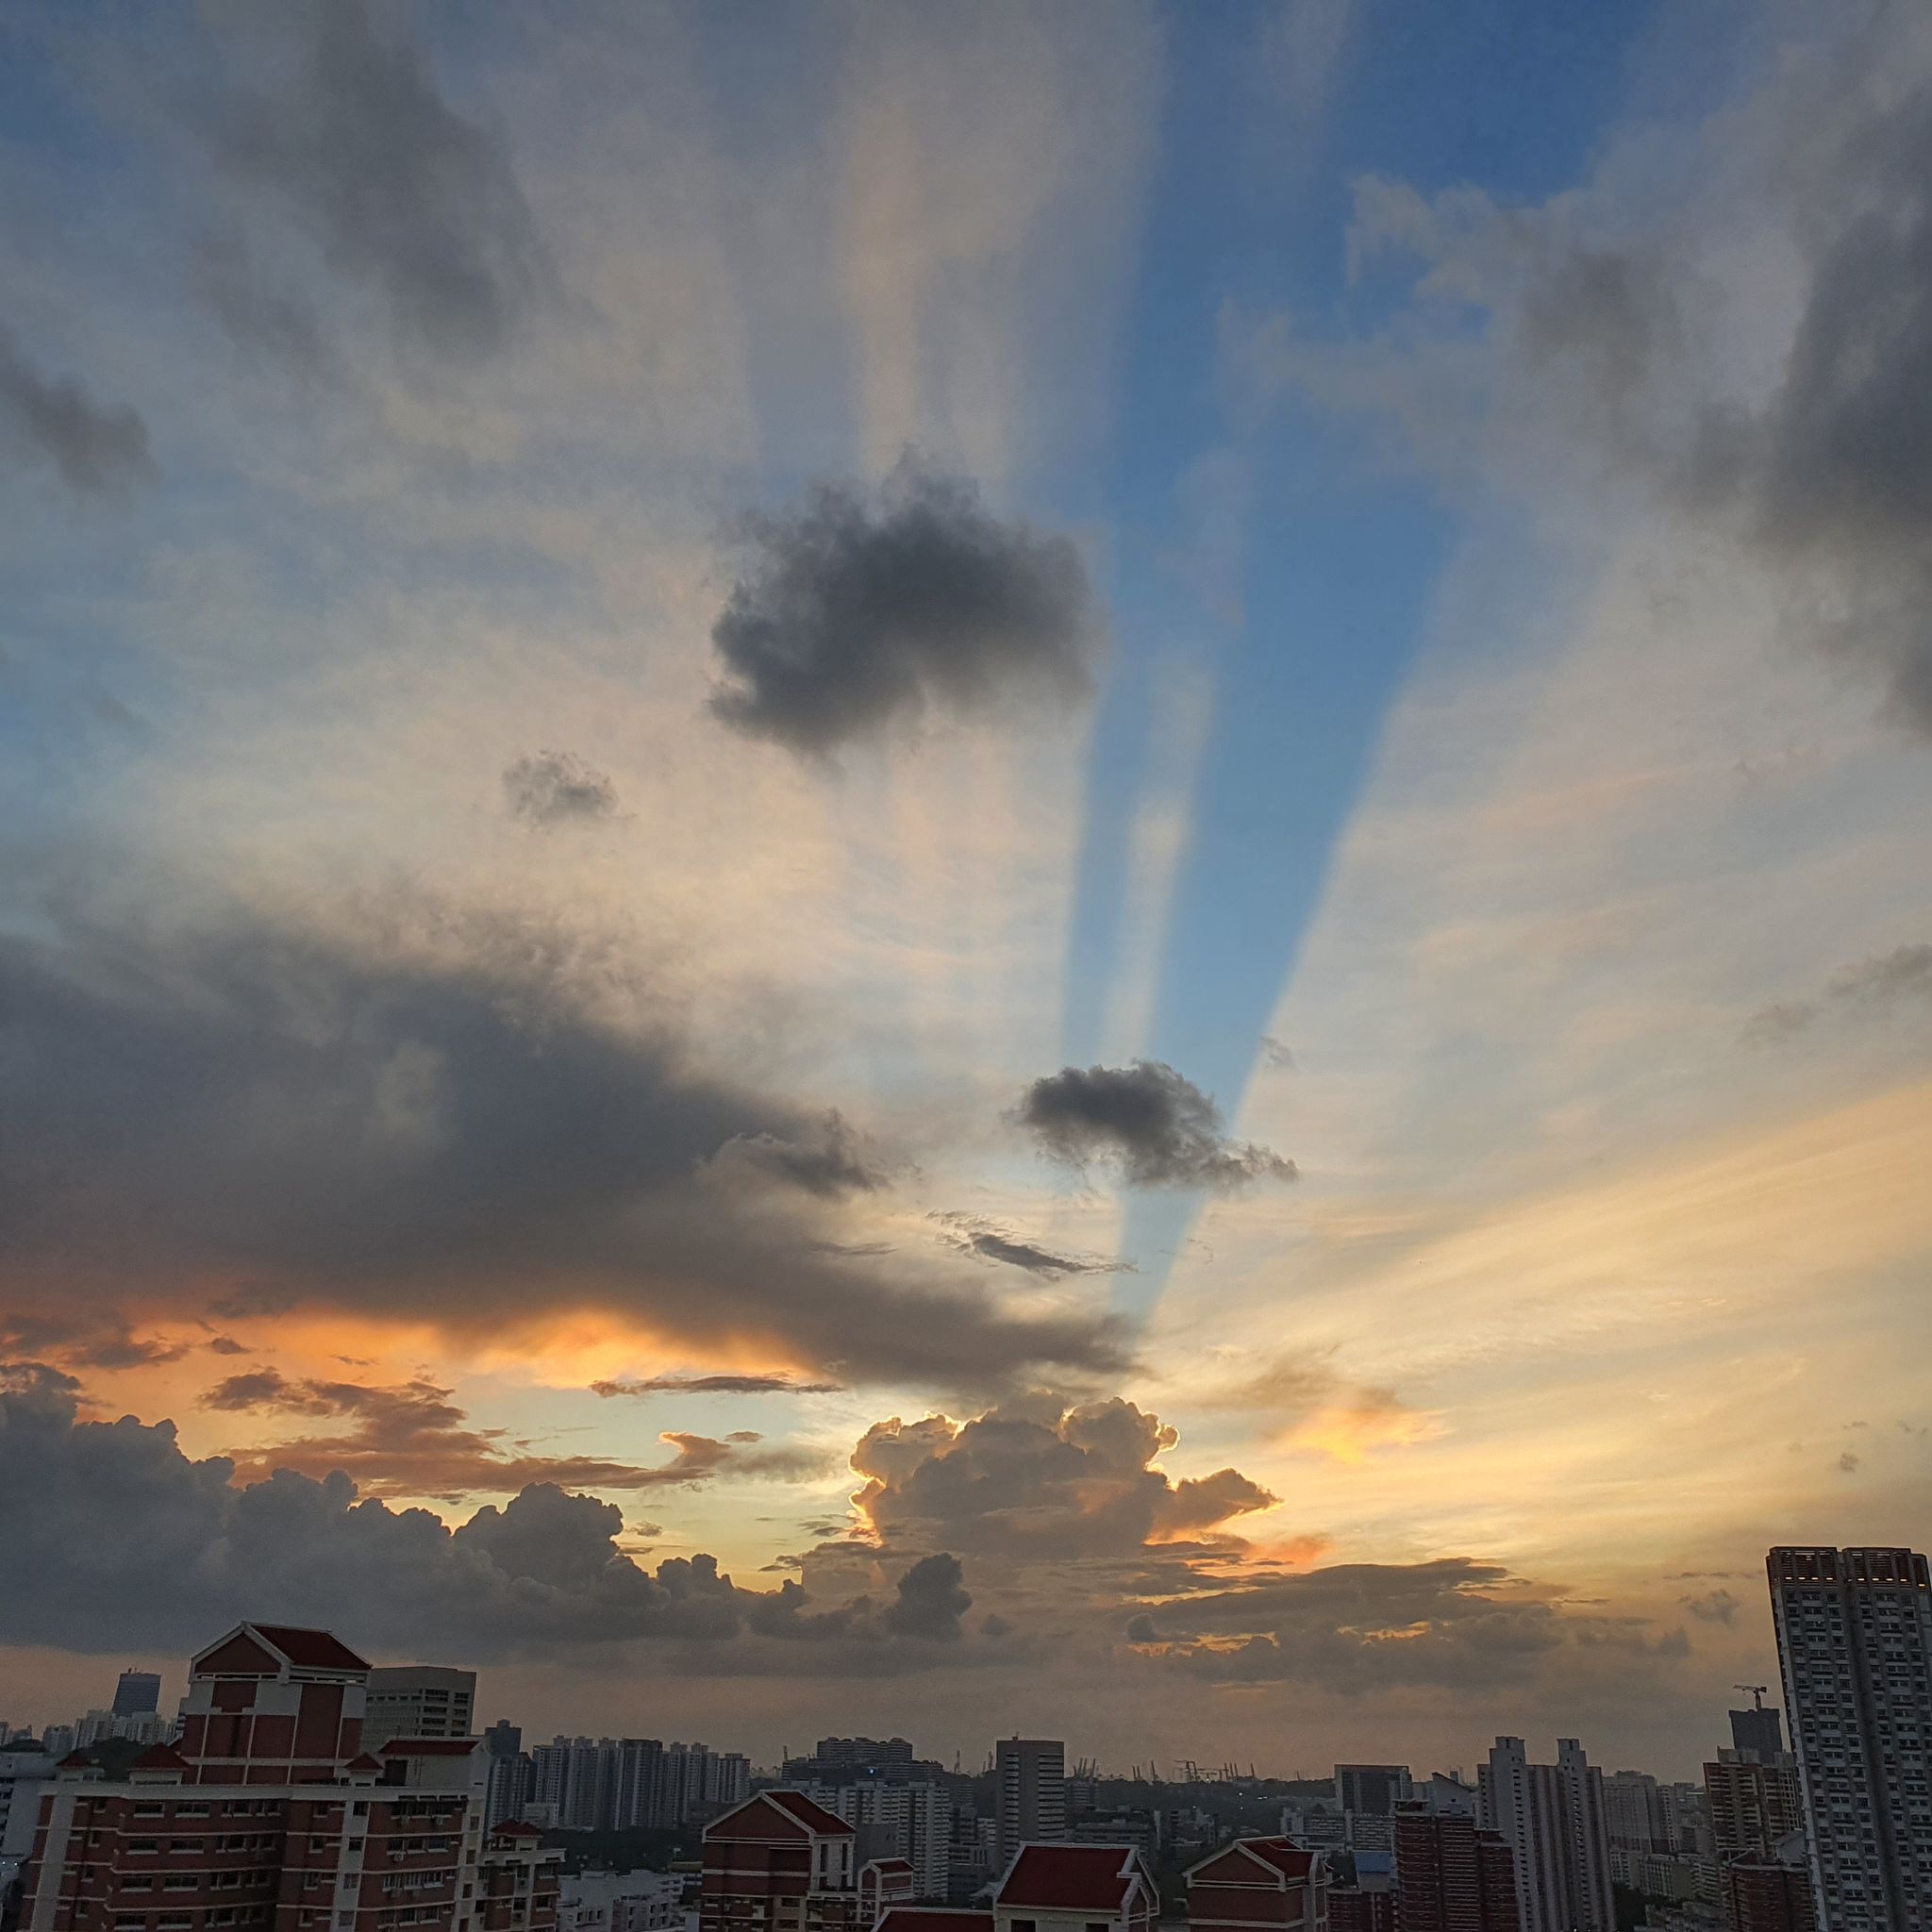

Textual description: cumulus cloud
[851,1393,1277,1560]
[503,752,623,826]
[196,0,550,362]
[0,1363,970,1669]
[705,1112,888,1199]
[0,891,1126,1391]
[708,460,1097,757]
[1015,1060,1296,1190]
[932,1212,1136,1279]
[199,1367,831,1500]
[0,329,154,495]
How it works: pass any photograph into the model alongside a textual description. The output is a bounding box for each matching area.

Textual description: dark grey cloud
[1679,1587,1739,1626]
[851,1393,1277,1560]
[881,1553,972,1641]
[1743,941,1932,1043]
[1015,1060,1296,1190]
[706,1111,887,1199]
[0,1363,974,1671]
[198,0,549,362]
[504,751,622,826]
[1123,1557,1573,1691]
[0,329,154,495]
[708,461,1096,757]
[591,1374,845,1397]
[0,1308,187,1373]
[932,1212,1136,1279]
[0,892,1126,1391]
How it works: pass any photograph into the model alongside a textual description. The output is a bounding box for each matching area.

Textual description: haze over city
[5,0,1932,1790]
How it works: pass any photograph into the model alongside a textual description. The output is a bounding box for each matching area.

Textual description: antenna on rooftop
[1734,1684,1771,1710]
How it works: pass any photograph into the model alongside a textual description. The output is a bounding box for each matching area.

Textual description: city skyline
[5,0,1932,1781]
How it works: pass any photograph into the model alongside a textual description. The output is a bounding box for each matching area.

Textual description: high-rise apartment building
[1733,1708,1789,1765]
[363,1668,476,1745]
[1707,1754,1804,1862]
[807,1780,952,1899]
[1394,1807,1523,1932]
[1478,1738,1613,1932]
[1769,1546,1932,1932]
[15,1622,557,1932]
[1336,1768,1412,1819]
[993,1740,1065,1867]
[1604,1774,1668,1854]
[111,1674,161,1720]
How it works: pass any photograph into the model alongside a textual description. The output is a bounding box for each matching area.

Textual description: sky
[2,0,1931,1783]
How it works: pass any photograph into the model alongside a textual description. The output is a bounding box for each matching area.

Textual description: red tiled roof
[345,1755,386,1773]
[58,1752,92,1770]
[763,1790,857,1836]
[996,1845,1148,1912]
[866,1858,914,1872]
[874,1912,994,1932]
[491,1822,542,1839]
[249,1624,373,1673]
[378,1738,480,1756]
[130,1744,190,1770]
[1190,1839,1321,1884]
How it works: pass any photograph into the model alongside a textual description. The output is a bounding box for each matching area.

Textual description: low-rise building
[699,1791,859,1932]
[1185,1839,1327,1932]
[992,1846,1157,1932]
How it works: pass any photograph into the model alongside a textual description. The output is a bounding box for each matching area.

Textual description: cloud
[1745,941,1932,1042]
[880,1552,973,1641]
[199,1367,831,1500]
[0,329,154,495]
[591,1374,846,1397]
[1259,1036,1297,1070]
[1122,1557,1577,1691]
[851,1392,1277,1560]
[708,459,1097,757]
[0,1308,188,1373]
[0,1363,973,1670]
[1014,1060,1297,1190]
[503,752,623,826]
[196,0,550,362]
[932,1212,1136,1279]
[1839,1450,1861,1474]
[1680,1587,1740,1625]
[705,1112,888,1200]
[1241,10,1932,738]
[0,891,1126,1391]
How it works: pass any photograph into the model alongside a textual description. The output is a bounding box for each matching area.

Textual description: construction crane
[1734,1683,1772,1709]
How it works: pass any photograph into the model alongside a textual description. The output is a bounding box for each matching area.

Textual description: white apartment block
[1479,1737,1615,1932]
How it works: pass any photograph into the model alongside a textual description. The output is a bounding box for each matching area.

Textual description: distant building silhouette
[108,1671,158,1719]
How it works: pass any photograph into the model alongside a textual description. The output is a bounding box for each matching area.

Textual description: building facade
[361,1675,475,1750]
[1186,1839,1325,1932]
[1393,1807,1523,1932]
[112,1682,162,1724]
[698,1791,860,1932]
[996,1844,1158,1932]
[1769,1545,1932,1932]
[1478,1739,1613,1932]
[14,1623,557,1932]
[992,1745,1065,1871]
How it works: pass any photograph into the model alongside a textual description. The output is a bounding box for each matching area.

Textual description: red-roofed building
[1186,1839,1329,1932]
[700,1792,861,1932]
[17,1624,557,1932]
[992,1845,1157,1932]
[858,1863,914,1920]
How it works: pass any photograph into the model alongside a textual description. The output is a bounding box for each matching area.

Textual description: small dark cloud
[591,1374,845,1398]
[1744,942,1932,1044]
[708,459,1096,757]
[0,329,154,496]
[932,1212,1135,1280]
[1014,1060,1296,1191]
[1259,1036,1296,1070]
[881,1553,972,1641]
[197,0,550,362]
[1839,1451,1862,1474]
[504,751,622,826]
[0,1308,187,1373]
[708,1110,887,1199]
[1680,1588,1740,1625]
